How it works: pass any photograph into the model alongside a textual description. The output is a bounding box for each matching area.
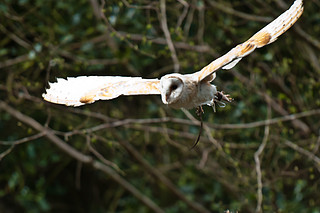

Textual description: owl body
[159,74,217,109]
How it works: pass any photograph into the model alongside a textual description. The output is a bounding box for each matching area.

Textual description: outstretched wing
[43,76,160,106]
[194,0,304,82]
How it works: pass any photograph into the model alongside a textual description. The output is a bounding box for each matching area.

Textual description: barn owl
[43,0,304,109]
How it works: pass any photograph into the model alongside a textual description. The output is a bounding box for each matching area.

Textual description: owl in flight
[43,0,303,109]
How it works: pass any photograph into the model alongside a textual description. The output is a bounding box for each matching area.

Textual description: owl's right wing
[43,76,160,106]
[194,0,304,82]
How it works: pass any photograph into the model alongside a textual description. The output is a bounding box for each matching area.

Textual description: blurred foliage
[1,0,320,212]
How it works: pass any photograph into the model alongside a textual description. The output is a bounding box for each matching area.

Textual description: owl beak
[161,92,169,105]
[166,93,170,103]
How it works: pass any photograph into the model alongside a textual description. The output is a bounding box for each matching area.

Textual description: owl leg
[211,101,216,112]
[215,91,233,103]
[213,91,233,109]
[190,106,204,150]
[196,105,204,116]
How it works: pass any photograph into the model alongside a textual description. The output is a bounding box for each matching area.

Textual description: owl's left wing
[194,0,304,82]
[43,76,160,106]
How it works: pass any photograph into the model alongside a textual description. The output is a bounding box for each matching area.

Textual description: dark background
[1,0,320,212]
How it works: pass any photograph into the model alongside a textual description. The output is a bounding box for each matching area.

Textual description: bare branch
[313,129,320,153]
[183,0,195,38]
[275,0,320,51]
[11,90,320,133]
[284,139,320,173]
[56,49,120,66]
[68,32,213,53]
[88,136,124,175]
[196,1,205,44]
[99,0,156,58]
[0,54,29,69]
[117,32,212,53]
[89,0,102,19]
[121,0,156,10]
[0,101,92,163]
[182,109,239,167]
[232,70,312,134]
[294,26,320,51]
[45,108,320,140]
[113,134,211,213]
[206,1,273,23]
[254,104,271,213]
[159,0,180,72]
[0,24,32,49]
[209,109,320,130]
[0,101,165,213]
[176,0,189,30]
[0,132,46,145]
[0,145,15,161]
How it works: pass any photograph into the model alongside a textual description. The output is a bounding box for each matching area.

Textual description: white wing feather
[43,76,160,107]
[195,0,304,81]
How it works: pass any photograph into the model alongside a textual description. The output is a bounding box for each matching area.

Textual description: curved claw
[215,91,233,102]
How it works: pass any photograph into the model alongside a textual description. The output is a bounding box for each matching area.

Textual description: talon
[215,91,233,102]
[196,106,204,117]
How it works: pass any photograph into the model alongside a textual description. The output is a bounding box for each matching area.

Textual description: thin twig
[89,0,102,19]
[68,32,213,53]
[176,0,189,30]
[284,140,320,173]
[99,0,156,58]
[206,1,273,23]
[0,132,46,145]
[0,145,15,161]
[209,109,320,130]
[159,0,180,72]
[0,24,32,49]
[196,2,205,44]
[88,136,124,175]
[313,129,320,153]
[0,54,29,69]
[121,0,156,10]
[232,70,311,134]
[198,148,212,168]
[254,104,271,213]
[75,160,83,190]
[275,0,320,50]
[183,0,195,38]
[56,49,120,66]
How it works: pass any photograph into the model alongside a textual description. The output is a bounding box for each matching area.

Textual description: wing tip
[42,81,85,107]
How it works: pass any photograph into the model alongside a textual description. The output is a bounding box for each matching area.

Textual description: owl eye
[170,84,178,91]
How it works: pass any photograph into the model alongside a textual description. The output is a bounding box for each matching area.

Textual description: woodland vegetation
[1,0,320,212]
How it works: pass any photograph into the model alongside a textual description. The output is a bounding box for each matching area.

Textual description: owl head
[159,74,184,105]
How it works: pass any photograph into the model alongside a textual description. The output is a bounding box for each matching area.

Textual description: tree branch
[284,139,320,173]
[112,134,211,213]
[159,0,180,72]
[0,101,165,213]
[254,104,271,213]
